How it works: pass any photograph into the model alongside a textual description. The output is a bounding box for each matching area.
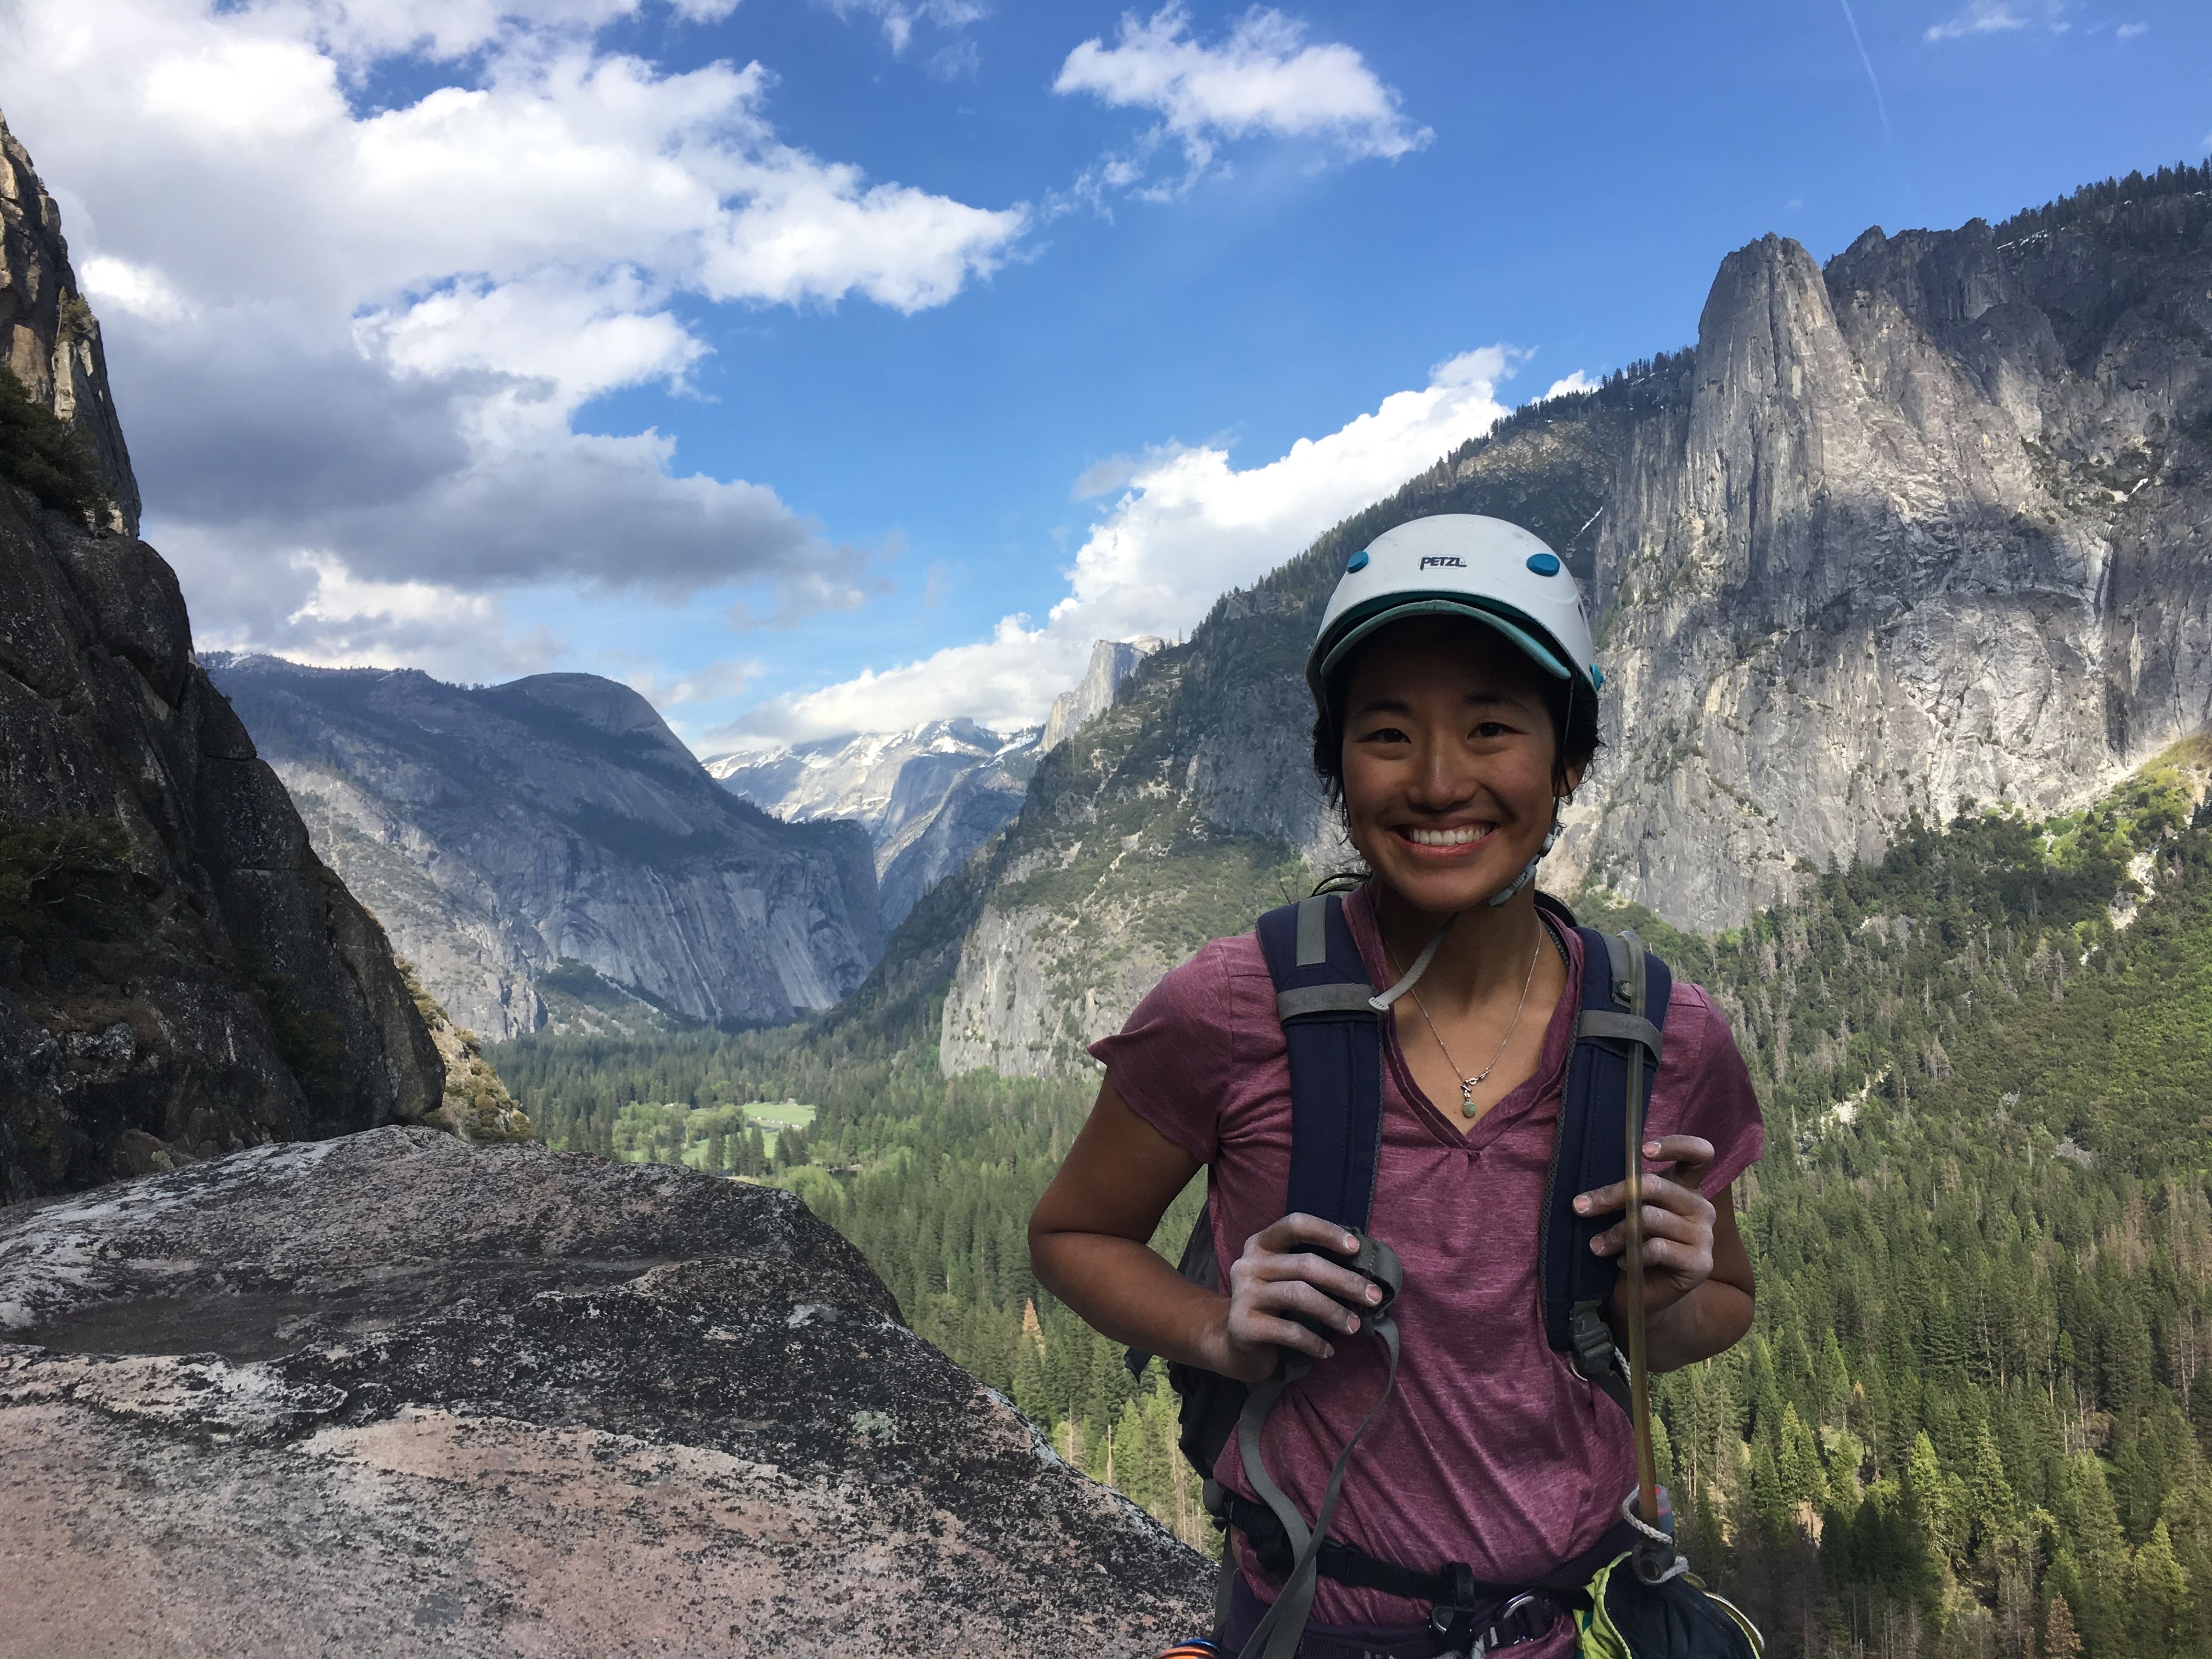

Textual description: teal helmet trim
[1313,594,1572,700]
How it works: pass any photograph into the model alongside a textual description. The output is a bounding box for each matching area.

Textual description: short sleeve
[1655,982,1766,1199]
[1086,935,1256,1167]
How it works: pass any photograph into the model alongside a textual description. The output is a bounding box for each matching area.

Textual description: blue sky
[4,0,2204,751]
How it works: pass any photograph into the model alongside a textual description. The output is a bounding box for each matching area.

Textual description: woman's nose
[1405,744,1474,808]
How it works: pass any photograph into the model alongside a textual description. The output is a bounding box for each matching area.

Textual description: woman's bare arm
[1029,1083,1386,1384]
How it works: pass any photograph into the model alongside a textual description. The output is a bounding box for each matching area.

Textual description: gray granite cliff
[0,1128,1210,1654]
[0,111,138,535]
[210,656,885,1041]
[926,174,2212,1075]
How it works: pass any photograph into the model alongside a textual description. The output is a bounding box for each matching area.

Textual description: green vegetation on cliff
[0,366,112,524]
[395,959,535,1144]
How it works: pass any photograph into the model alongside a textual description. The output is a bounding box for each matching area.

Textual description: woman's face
[1337,616,1576,917]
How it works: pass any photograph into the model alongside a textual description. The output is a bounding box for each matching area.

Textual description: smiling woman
[1028,513,1765,1659]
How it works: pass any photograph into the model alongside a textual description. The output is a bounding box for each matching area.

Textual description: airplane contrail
[1836,0,1897,146]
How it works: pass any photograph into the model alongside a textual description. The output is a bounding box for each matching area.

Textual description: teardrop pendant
[1461,1077,1478,1117]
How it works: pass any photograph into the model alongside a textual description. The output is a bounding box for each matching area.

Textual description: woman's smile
[1396,821,1498,856]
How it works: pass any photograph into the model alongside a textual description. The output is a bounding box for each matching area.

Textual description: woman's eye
[1361,725,1410,744]
[1471,721,1510,740]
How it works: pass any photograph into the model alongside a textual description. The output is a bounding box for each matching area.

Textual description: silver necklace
[1390,932,1544,1118]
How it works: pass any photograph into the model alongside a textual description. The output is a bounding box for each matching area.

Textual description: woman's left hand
[1574,1134,1717,1320]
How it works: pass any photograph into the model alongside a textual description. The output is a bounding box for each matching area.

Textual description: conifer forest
[495,743,2212,1659]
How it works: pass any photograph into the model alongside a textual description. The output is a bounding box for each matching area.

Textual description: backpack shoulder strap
[1542,925,1674,1417]
[1254,894,1384,1233]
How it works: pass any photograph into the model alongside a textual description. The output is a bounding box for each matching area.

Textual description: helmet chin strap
[1487,821,1560,909]
[1366,814,1562,1012]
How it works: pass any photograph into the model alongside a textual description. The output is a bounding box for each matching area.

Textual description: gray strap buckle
[1476,1594,1544,1656]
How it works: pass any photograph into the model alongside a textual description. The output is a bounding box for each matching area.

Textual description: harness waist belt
[1213,1489,1636,1606]
[1218,1573,1566,1659]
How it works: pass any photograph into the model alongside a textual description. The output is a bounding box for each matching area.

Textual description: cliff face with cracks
[0,1127,1211,1656]
[0,116,445,1198]
[917,173,2212,1076]
[211,654,884,1041]
[1552,203,2212,922]
[0,112,137,535]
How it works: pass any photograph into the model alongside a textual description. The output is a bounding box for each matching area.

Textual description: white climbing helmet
[1307,514,1600,923]
[1306,514,1600,718]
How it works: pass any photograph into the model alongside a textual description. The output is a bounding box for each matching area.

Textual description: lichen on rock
[0,1128,1212,1655]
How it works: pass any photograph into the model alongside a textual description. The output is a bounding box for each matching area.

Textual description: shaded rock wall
[0,1128,1211,1656]
[0,115,444,1198]
[0,489,445,1197]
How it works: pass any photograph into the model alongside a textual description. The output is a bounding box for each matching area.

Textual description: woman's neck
[1368,879,1549,1011]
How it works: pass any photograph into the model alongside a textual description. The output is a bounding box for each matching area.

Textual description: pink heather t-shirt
[1088,884,1764,1640]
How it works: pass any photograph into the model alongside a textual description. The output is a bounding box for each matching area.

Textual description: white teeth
[1408,826,1489,847]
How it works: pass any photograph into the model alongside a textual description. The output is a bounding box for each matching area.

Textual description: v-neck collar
[1342,883,1581,1153]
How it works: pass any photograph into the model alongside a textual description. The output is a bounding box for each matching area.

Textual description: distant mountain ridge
[209,654,883,1041]
[709,719,1039,932]
[708,636,1162,929]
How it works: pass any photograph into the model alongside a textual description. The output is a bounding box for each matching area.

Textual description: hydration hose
[1363,821,1561,1014]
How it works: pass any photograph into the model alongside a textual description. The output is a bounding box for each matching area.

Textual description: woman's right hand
[1209,1212,1387,1383]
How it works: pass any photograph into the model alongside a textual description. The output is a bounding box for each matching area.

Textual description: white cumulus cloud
[0,0,1025,668]
[1053,4,1427,205]
[725,347,1521,746]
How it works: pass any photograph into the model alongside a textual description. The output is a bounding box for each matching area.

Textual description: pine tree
[1964,1420,2018,1549]
[1815,1329,1850,1429]
[2131,1519,2192,1659]
[2059,1452,2132,1656]
[1779,1403,1827,1515]
[1750,1441,1791,1540]
[1904,1432,1953,1574]
[2044,1590,2082,1659]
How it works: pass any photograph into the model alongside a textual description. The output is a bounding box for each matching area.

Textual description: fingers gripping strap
[1540,928,1674,1368]
[1234,1311,1403,1659]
